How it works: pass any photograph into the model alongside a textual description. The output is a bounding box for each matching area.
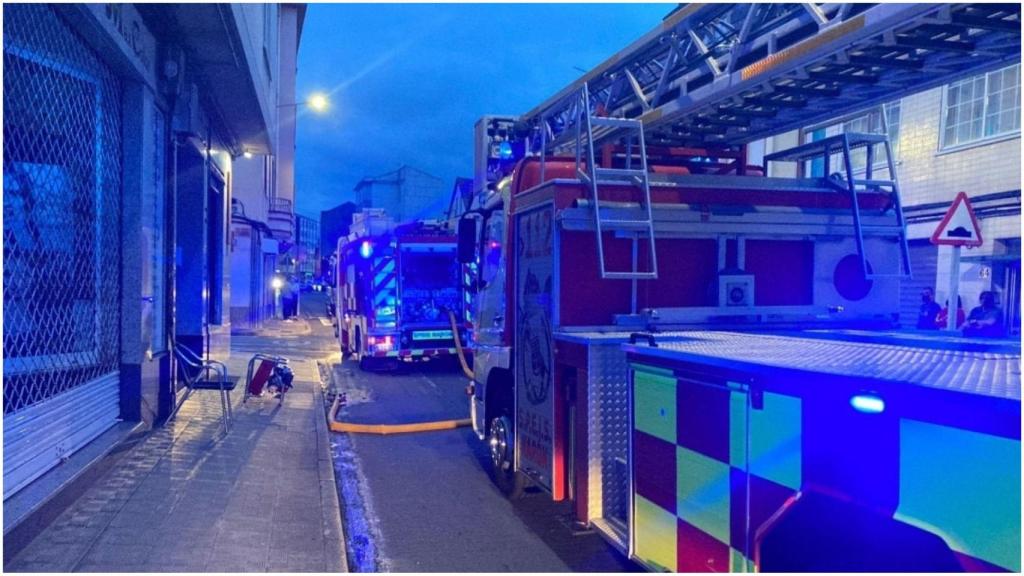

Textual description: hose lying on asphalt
[448,310,475,380]
[329,395,470,435]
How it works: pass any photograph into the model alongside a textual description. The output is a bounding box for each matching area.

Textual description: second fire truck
[336,210,469,371]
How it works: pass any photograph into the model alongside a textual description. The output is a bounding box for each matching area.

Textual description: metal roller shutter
[3,5,122,499]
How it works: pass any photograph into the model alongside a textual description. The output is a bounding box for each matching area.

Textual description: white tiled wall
[895,88,1021,210]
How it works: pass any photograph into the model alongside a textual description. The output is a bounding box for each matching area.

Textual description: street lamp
[272,276,284,319]
[308,92,329,113]
[279,92,330,113]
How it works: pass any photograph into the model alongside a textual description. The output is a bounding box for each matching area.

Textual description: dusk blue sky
[293,3,672,217]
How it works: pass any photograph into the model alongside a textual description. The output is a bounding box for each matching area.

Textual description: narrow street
[302,290,636,572]
[3,3,1020,573]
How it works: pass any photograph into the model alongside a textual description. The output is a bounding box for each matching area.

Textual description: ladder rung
[866,273,912,279]
[594,167,647,178]
[852,179,895,188]
[590,117,640,128]
[603,271,658,280]
[600,218,652,228]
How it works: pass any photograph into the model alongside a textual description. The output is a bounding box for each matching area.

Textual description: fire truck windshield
[399,245,460,325]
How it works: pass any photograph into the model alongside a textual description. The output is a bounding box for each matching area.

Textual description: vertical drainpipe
[204,124,212,360]
[166,130,180,421]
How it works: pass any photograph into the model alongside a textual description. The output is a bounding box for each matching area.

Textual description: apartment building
[2,3,302,525]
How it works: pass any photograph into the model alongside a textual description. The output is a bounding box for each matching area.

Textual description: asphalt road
[316,292,637,572]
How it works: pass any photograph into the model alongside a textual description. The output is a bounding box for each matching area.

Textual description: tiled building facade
[757,63,1020,333]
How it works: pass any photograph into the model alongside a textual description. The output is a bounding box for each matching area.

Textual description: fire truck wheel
[488,416,525,499]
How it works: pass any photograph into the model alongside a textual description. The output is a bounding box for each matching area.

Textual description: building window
[803,101,900,177]
[843,101,901,165]
[262,4,275,83]
[942,64,1020,149]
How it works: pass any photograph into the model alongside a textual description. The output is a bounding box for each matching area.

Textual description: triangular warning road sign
[931,191,983,247]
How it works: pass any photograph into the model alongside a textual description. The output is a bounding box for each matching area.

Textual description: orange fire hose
[326,310,475,435]
[329,395,469,435]
[448,309,475,380]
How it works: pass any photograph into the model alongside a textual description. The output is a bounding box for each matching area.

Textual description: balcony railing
[269,197,293,214]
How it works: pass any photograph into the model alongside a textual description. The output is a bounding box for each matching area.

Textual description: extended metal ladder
[572,83,658,280]
[521,4,1020,152]
[764,132,912,279]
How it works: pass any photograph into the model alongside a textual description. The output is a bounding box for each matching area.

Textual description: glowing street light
[307,92,329,113]
[272,276,284,319]
[278,92,330,113]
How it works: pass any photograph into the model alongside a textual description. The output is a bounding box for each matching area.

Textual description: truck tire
[358,356,375,371]
[488,415,526,499]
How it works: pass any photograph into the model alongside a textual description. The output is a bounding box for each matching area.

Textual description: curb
[313,364,349,572]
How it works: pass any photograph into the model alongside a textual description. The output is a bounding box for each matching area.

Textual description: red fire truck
[456,3,1020,572]
[336,210,469,371]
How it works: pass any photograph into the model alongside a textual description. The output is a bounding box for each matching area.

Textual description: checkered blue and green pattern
[631,364,802,572]
[630,363,1020,572]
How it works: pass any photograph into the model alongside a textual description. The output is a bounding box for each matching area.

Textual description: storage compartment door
[631,363,803,573]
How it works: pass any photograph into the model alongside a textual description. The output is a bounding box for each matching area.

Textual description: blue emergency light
[360,241,372,259]
[850,394,885,414]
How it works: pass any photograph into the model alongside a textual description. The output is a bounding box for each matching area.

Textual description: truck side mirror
[457,217,476,263]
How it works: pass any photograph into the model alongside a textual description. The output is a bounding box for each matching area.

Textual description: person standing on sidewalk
[917,287,941,330]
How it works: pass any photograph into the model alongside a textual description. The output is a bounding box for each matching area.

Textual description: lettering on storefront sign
[92,4,157,84]
[105,4,145,60]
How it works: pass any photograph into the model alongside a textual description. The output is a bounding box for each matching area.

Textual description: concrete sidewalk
[4,319,346,573]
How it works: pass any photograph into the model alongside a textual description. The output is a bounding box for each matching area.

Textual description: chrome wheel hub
[488,417,512,471]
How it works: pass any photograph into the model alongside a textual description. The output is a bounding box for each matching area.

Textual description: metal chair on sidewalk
[170,344,239,433]
[243,353,293,405]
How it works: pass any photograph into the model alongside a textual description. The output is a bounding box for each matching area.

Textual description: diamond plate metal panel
[3,4,122,415]
[588,343,632,535]
[629,332,1021,400]
[567,331,696,548]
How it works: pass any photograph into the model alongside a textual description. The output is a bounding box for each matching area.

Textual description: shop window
[942,64,1020,149]
[3,4,122,412]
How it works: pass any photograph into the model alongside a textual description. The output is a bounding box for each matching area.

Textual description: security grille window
[942,64,1021,149]
[142,104,168,354]
[3,5,122,414]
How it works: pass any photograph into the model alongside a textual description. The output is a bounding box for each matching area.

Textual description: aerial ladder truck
[455,3,1021,572]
